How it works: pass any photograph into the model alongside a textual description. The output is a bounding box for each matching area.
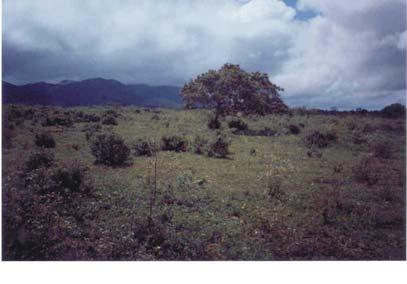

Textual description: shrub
[304,129,337,148]
[193,135,209,155]
[228,119,248,131]
[90,134,130,166]
[353,157,382,186]
[373,142,392,159]
[381,103,405,118]
[208,115,221,129]
[102,116,118,125]
[25,151,55,172]
[352,131,367,145]
[41,114,73,127]
[151,114,160,120]
[52,163,93,195]
[161,136,188,152]
[75,112,100,123]
[35,132,56,148]
[207,134,230,158]
[103,110,120,118]
[133,139,155,157]
[288,124,300,135]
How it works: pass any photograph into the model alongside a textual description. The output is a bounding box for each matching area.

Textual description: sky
[2,0,406,109]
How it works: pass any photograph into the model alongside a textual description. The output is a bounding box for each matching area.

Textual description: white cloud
[3,0,406,109]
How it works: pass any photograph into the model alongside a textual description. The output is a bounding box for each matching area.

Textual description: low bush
[75,112,100,123]
[102,116,118,125]
[352,131,367,145]
[90,134,130,166]
[133,139,156,157]
[381,103,405,118]
[25,151,55,172]
[228,119,248,131]
[161,136,188,152]
[304,129,337,148]
[353,157,382,186]
[41,114,73,127]
[35,132,56,148]
[207,134,231,158]
[208,115,221,130]
[193,135,209,155]
[288,124,300,135]
[373,142,392,159]
[52,163,93,195]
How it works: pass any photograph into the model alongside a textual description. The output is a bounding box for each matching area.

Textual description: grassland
[2,105,406,260]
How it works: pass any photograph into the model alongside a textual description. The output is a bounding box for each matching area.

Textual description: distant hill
[2,78,183,108]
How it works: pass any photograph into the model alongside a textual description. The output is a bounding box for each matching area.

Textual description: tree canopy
[180,64,288,116]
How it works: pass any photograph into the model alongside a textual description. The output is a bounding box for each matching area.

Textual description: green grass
[2,105,406,260]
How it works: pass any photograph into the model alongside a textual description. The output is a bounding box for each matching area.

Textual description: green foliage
[180,63,288,115]
[161,136,188,152]
[25,150,55,172]
[304,129,337,148]
[133,139,155,157]
[228,119,248,131]
[35,132,56,148]
[207,115,221,129]
[288,124,300,135]
[207,133,231,158]
[102,115,118,125]
[381,103,405,118]
[90,133,130,166]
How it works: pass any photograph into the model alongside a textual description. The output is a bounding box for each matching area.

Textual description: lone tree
[180,64,288,116]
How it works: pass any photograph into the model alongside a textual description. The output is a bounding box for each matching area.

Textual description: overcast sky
[2,0,406,109]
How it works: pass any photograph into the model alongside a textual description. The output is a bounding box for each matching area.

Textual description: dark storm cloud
[2,0,406,109]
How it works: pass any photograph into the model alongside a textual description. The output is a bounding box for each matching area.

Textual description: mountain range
[2,78,183,108]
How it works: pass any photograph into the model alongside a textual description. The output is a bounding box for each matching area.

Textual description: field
[2,105,406,260]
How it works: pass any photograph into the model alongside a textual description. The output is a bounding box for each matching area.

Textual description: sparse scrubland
[2,104,405,260]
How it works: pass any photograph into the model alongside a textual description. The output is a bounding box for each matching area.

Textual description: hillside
[2,78,182,108]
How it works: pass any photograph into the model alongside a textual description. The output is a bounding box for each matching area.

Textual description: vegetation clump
[207,134,231,158]
[35,132,56,148]
[90,134,130,166]
[207,115,221,129]
[180,63,288,115]
[25,150,55,172]
[304,129,337,148]
[288,124,300,135]
[133,139,155,157]
[161,136,188,152]
[381,103,405,118]
[228,119,248,131]
[102,116,118,125]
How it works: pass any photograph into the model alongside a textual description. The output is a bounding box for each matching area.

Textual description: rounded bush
[35,132,56,148]
[90,134,130,166]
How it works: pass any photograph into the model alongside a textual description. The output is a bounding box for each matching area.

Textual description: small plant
[151,114,160,120]
[90,133,130,166]
[102,116,118,125]
[304,129,337,148]
[41,114,73,127]
[207,134,231,158]
[373,142,392,159]
[133,139,155,157]
[52,163,93,195]
[267,178,284,202]
[35,132,56,148]
[288,124,300,135]
[228,119,248,131]
[72,144,80,151]
[25,150,55,171]
[193,135,209,155]
[352,131,367,145]
[208,115,221,130]
[353,157,381,186]
[161,136,188,152]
